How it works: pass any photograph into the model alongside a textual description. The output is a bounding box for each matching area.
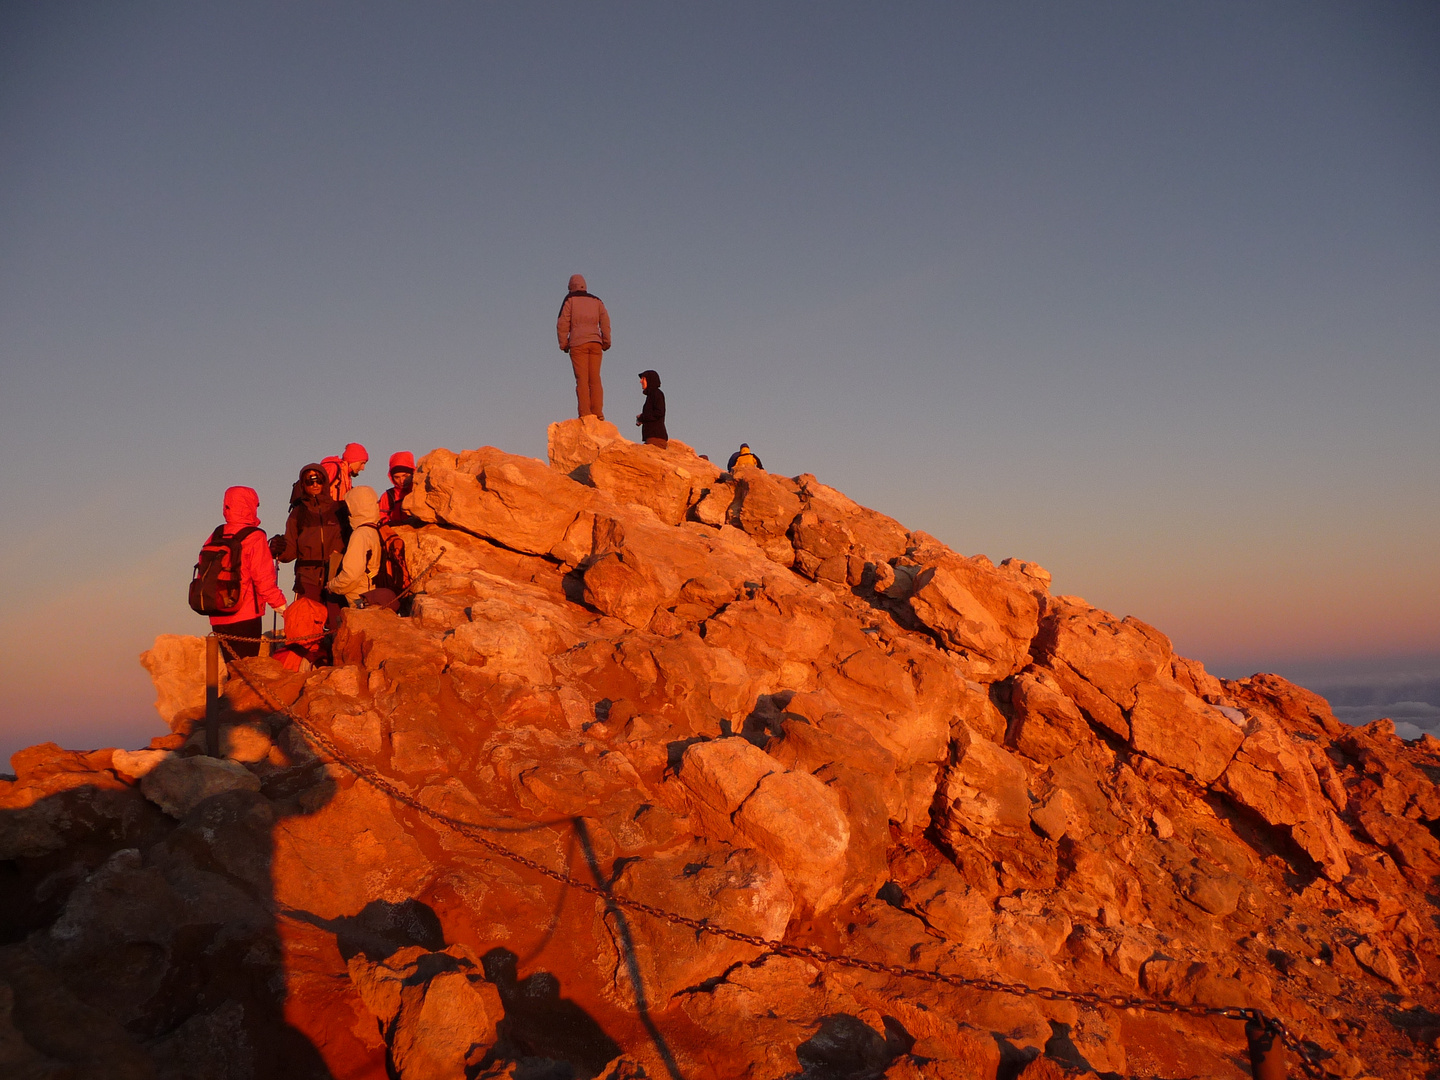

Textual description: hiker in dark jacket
[727,443,763,471]
[635,369,668,448]
[270,463,347,603]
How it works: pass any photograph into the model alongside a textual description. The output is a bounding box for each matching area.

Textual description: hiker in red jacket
[556,274,611,420]
[322,442,369,503]
[209,486,287,658]
[378,451,419,527]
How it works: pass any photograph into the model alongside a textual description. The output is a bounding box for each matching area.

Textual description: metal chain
[214,641,1338,1079]
[211,629,331,644]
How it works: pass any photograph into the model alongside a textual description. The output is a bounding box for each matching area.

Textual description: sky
[2,2,1437,763]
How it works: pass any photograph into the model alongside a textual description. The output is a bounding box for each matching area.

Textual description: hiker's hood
[639,369,661,389]
[388,451,415,473]
[223,486,261,528]
[342,442,368,465]
[289,463,334,511]
[345,485,381,527]
[568,274,586,292]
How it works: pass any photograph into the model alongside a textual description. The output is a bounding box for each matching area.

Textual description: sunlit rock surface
[2,421,1437,1079]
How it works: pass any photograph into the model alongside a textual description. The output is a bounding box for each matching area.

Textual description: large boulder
[672,737,850,911]
[271,782,435,921]
[794,474,910,563]
[140,634,217,730]
[1006,668,1092,764]
[1127,680,1245,784]
[348,944,503,1080]
[139,754,261,818]
[601,842,794,1006]
[731,471,802,565]
[408,446,591,556]
[547,415,625,474]
[1218,714,1350,880]
[933,726,1032,843]
[907,556,1040,679]
[1030,600,1174,739]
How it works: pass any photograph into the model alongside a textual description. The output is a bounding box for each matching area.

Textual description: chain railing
[207,549,449,644]
[212,637,1337,1080]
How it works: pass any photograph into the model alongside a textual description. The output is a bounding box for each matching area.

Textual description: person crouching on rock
[210,486,288,658]
[727,442,763,471]
[635,369,668,449]
[378,451,419,527]
[556,273,611,420]
[329,486,398,611]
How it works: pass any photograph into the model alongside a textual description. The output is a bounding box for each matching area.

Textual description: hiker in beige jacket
[556,273,612,419]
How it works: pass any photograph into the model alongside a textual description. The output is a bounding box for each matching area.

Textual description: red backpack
[188,525,260,616]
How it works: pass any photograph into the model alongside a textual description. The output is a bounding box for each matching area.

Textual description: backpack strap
[556,289,598,318]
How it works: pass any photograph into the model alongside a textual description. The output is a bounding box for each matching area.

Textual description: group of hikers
[190,445,418,670]
[192,275,765,672]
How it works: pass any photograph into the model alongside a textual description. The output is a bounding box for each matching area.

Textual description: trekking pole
[204,634,221,757]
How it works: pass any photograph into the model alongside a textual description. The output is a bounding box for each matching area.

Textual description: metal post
[1246,1018,1288,1080]
[205,633,221,757]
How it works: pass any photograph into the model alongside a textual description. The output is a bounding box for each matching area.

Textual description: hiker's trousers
[570,343,604,419]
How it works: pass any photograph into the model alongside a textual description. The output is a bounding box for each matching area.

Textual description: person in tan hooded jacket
[328,486,384,606]
[556,273,611,419]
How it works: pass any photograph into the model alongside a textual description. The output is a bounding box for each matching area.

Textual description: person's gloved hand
[268,534,285,558]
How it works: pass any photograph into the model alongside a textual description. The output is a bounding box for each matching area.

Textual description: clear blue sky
[2,2,1437,761]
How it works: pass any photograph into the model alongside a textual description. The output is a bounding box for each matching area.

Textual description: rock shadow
[480,947,622,1078]
[0,685,340,1078]
[795,1012,913,1078]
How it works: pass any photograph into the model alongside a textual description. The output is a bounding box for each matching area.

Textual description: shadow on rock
[0,695,339,1079]
[481,947,622,1078]
[795,1013,913,1079]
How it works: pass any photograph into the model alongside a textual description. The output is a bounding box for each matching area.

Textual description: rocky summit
[3,417,1438,1080]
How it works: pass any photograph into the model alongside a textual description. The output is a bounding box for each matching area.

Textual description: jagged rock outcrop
[2,420,1437,1079]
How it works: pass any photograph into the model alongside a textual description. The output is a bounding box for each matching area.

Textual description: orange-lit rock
[3,432,1435,1080]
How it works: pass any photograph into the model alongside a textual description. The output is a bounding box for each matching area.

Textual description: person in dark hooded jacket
[635,369,668,448]
[270,463,347,603]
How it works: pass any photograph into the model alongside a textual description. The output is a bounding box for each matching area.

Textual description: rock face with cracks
[3,420,1438,1080]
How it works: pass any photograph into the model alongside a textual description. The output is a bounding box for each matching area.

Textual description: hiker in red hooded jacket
[378,451,419,527]
[556,274,611,420]
[321,442,369,503]
[209,486,287,658]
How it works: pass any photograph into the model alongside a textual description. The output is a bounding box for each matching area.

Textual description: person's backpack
[188,525,260,616]
[732,448,758,470]
[374,529,410,596]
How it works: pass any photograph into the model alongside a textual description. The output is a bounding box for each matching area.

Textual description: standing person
[206,486,287,658]
[378,451,419,526]
[635,369,668,449]
[270,464,346,603]
[329,486,391,608]
[321,442,369,503]
[727,443,764,471]
[556,274,611,420]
